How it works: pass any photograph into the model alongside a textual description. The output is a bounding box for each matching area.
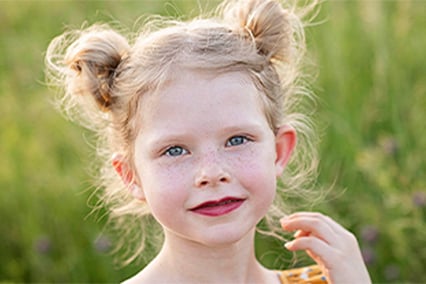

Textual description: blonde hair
[45,0,319,266]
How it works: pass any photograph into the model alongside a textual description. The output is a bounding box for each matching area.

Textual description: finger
[284,212,349,236]
[281,216,337,245]
[286,212,360,251]
[306,249,322,265]
[294,230,309,238]
[282,212,333,225]
[284,236,337,269]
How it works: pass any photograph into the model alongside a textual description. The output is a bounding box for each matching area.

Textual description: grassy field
[1,0,425,282]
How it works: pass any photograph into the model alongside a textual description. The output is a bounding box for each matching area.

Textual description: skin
[113,70,371,283]
[281,212,372,283]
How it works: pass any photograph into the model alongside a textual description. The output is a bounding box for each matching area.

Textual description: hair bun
[222,0,292,62]
[58,27,129,112]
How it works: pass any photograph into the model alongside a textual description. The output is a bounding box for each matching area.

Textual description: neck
[143,228,276,283]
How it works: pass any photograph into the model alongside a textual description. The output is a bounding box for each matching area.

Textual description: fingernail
[284,241,294,249]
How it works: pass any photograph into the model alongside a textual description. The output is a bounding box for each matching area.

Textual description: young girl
[46,0,371,283]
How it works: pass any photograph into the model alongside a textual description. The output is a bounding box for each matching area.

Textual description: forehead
[137,69,268,131]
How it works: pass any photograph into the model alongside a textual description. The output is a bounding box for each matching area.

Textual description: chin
[191,221,258,248]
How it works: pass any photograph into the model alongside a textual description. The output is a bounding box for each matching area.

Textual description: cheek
[138,162,191,217]
[230,147,277,196]
[240,163,277,196]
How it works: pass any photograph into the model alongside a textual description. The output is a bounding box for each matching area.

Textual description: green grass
[0,0,425,282]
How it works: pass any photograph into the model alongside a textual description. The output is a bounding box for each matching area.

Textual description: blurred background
[1,0,425,282]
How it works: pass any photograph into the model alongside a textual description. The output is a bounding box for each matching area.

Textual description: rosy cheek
[230,151,276,190]
[145,162,190,200]
[242,163,274,188]
[141,166,189,226]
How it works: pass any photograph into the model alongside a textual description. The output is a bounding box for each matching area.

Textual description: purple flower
[361,247,376,266]
[34,236,52,254]
[360,225,379,244]
[412,191,426,208]
[94,235,111,253]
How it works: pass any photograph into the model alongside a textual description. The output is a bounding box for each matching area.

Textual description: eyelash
[225,135,252,147]
[161,135,252,157]
[163,146,189,157]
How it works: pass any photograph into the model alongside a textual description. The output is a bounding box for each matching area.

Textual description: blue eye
[164,146,188,157]
[226,136,249,147]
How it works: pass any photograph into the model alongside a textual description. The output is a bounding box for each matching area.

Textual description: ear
[111,153,145,201]
[274,126,296,176]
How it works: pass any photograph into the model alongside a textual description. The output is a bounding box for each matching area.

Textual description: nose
[194,152,231,188]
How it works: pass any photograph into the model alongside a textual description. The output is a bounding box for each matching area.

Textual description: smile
[189,197,245,217]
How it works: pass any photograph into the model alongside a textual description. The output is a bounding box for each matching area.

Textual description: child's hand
[280,212,371,284]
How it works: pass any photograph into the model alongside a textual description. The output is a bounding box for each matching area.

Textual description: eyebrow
[146,122,266,145]
[217,123,265,135]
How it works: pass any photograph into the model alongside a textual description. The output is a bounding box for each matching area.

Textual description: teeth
[216,200,236,206]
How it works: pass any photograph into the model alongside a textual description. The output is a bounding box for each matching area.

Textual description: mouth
[189,197,245,217]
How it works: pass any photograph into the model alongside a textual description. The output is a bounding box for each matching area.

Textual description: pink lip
[189,197,245,217]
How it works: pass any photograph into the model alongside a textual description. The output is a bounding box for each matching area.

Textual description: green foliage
[0,0,424,282]
[311,2,426,282]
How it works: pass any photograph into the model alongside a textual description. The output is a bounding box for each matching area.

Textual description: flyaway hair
[45,0,319,265]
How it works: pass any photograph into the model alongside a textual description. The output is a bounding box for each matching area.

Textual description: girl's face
[129,70,295,247]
